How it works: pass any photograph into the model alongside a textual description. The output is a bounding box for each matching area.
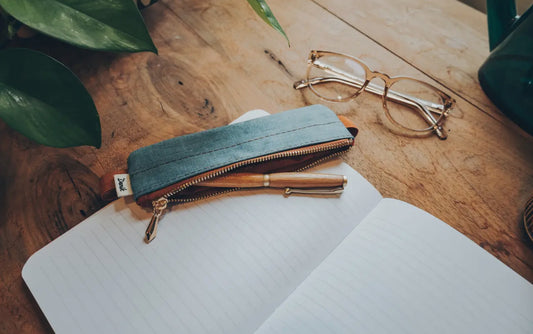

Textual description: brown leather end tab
[99,169,128,202]
[338,115,359,138]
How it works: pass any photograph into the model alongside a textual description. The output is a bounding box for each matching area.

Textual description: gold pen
[196,172,347,195]
[144,172,347,243]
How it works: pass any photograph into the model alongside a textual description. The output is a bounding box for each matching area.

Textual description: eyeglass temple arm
[295,77,447,139]
[294,77,446,116]
[303,59,450,115]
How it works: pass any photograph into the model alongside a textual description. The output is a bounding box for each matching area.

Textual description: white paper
[255,199,533,333]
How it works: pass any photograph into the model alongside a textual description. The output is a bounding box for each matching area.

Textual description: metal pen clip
[284,186,345,196]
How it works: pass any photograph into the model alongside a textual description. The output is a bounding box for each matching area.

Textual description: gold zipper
[145,138,353,243]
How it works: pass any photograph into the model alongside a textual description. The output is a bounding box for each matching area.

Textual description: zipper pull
[145,197,168,243]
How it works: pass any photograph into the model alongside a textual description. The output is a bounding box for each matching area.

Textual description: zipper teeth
[294,149,347,172]
[170,187,240,204]
[167,148,346,204]
[163,138,353,204]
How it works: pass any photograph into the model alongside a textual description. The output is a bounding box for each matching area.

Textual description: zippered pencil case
[99,104,358,241]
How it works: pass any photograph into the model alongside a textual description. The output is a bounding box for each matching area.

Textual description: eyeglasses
[293,50,455,139]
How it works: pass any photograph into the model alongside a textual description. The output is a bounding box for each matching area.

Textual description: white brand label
[114,174,133,197]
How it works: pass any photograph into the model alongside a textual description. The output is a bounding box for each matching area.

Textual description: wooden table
[1,0,532,332]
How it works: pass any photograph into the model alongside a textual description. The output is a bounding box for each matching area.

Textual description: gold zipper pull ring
[145,198,168,243]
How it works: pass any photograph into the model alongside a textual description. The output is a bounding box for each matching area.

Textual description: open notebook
[23,112,533,333]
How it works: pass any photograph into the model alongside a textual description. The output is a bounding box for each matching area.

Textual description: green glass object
[478,0,533,135]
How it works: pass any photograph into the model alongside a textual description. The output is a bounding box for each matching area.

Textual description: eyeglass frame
[293,50,456,140]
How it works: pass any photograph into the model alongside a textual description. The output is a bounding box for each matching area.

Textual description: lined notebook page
[22,162,382,334]
[255,198,533,333]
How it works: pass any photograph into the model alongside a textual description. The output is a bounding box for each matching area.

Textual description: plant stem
[0,7,8,47]
[0,6,21,48]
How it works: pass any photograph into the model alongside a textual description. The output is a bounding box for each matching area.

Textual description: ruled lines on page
[255,199,533,334]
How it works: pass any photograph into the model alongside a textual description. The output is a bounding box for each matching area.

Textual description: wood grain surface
[1,0,532,332]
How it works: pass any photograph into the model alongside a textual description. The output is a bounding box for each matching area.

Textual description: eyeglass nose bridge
[357,70,391,100]
[367,70,391,82]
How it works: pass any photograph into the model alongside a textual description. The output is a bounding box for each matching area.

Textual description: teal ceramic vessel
[478,0,533,135]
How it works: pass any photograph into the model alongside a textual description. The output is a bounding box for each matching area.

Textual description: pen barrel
[196,172,347,189]
[269,173,346,188]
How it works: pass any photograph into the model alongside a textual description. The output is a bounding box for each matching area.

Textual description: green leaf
[0,0,157,53]
[0,48,101,148]
[246,0,289,46]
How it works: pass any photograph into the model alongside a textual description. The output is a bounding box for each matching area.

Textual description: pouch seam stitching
[130,121,340,178]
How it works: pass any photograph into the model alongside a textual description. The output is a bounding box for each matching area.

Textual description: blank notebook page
[22,162,382,334]
[255,198,533,333]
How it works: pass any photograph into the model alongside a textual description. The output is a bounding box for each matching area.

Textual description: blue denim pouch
[124,105,357,209]
[101,104,357,208]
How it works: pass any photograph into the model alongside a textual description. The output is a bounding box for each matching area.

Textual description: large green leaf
[247,0,289,46]
[0,48,101,148]
[0,0,156,53]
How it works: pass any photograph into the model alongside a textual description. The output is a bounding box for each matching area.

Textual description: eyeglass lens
[308,54,368,100]
[385,79,445,132]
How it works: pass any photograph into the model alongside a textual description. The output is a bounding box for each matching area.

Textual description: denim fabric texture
[128,104,354,200]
